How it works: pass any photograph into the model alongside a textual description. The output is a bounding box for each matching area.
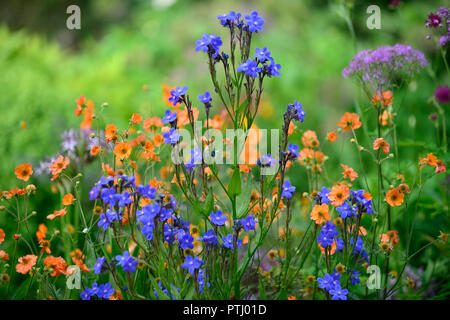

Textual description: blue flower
[317,232,334,248]
[89,185,101,200]
[161,109,178,124]
[198,268,210,293]
[195,34,222,57]
[210,210,228,226]
[292,100,305,122]
[198,91,212,104]
[87,282,100,297]
[244,11,264,32]
[182,255,203,275]
[287,143,300,157]
[159,208,172,222]
[198,229,218,246]
[80,288,91,300]
[136,184,156,199]
[163,128,181,144]
[253,47,271,62]
[237,58,261,78]
[222,234,242,249]
[93,257,107,274]
[115,251,138,273]
[117,191,132,207]
[168,86,188,106]
[242,214,257,232]
[256,154,275,167]
[336,237,345,251]
[350,271,360,285]
[317,273,334,291]
[329,284,348,300]
[266,57,281,77]
[185,147,203,170]
[97,283,115,299]
[281,180,296,199]
[217,11,241,27]
[317,187,331,204]
[179,232,194,250]
[336,201,355,219]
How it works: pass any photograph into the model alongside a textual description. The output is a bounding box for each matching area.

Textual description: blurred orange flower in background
[49,156,70,181]
[47,208,67,220]
[341,164,358,181]
[62,193,75,206]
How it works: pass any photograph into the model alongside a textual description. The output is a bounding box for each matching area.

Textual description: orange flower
[71,249,90,272]
[327,131,337,142]
[105,124,118,141]
[288,122,295,136]
[341,164,358,181]
[373,138,390,154]
[386,188,404,207]
[131,113,143,124]
[74,95,86,116]
[39,240,51,254]
[114,142,132,159]
[319,240,337,255]
[398,183,411,193]
[47,208,67,220]
[310,204,331,225]
[36,224,47,242]
[0,228,4,244]
[15,163,33,181]
[329,184,350,207]
[0,250,9,261]
[80,100,95,130]
[62,193,75,206]
[379,110,393,126]
[16,254,37,274]
[301,130,319,148]
[143,117,163,132]
[49,156,70,181]
[90,145,100,156]
[338,112,362,132]
[371,91,393,106]
[43,256,69,276]
[419,153,438,167]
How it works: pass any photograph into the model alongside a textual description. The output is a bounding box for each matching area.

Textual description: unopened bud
[350,138,356,143]
[101,102,109,108]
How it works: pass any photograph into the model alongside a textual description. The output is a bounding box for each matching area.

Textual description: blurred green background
[0,0,448,297]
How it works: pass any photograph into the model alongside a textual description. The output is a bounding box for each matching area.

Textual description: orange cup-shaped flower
[16,254,37,274]
[114,142,132,159]
[327,131,337,142]
[329,184,350,207]
[310,204,331,225]
[131,113,143,124]
[62,193,75,206]
[105,124,118,140]
[338,112,362,132]
[386,188,404,207]
[373,138,390,154]
[341,164,358,181]
[15,163,33,181]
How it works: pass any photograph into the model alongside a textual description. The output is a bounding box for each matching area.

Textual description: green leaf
[228,168,242,197]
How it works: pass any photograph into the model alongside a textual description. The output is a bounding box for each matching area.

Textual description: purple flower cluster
[257,154,276,167]
[115,251,138,273]
[163,128,181,145]
[425,7,450,47]
[342,44,428,92]
[168,86,188,106]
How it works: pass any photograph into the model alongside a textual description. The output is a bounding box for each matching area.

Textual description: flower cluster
[317,272,348,300]
[342,44,428,93]
[425,7,450,47]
